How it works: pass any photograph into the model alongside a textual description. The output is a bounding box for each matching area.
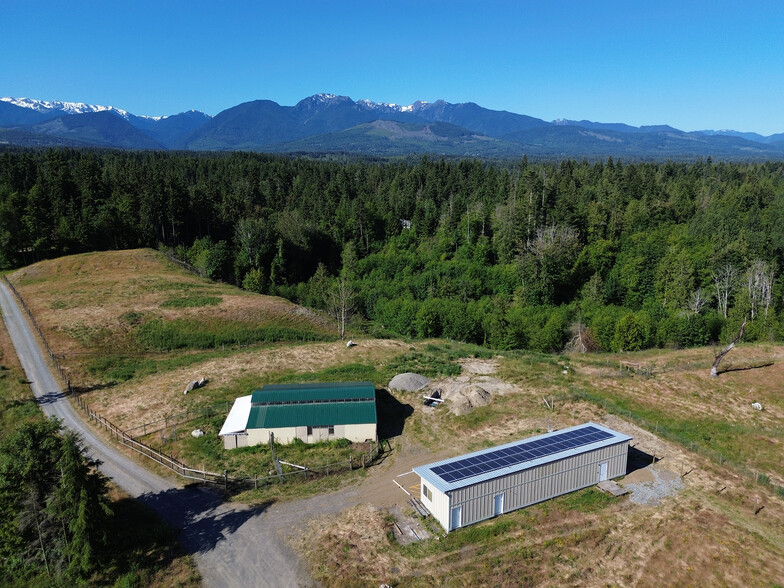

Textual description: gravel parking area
[621,464,684,505]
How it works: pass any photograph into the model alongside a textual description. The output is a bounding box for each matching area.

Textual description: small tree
[686,287,711,314]
[712,263,737,318]
[711,318,747,377]
[325,277,355,340]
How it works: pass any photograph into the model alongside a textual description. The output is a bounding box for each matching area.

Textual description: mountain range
[2,94,783,160]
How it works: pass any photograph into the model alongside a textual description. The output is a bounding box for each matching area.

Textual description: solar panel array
[431,425,614,484]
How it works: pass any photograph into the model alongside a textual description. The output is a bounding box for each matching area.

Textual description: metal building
[219,381,377,449]
[413,422,631,532]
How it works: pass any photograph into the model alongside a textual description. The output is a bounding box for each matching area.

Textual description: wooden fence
[72,392,229,486]
[3,275,384,490]
[124,402,232,438]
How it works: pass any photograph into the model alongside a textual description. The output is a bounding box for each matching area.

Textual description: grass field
[6,249,784,587]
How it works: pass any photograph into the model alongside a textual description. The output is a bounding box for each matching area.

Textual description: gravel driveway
[0,281,336,587]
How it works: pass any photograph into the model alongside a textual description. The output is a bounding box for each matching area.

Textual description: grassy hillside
[8,249,335,383]
[7,249,784,586]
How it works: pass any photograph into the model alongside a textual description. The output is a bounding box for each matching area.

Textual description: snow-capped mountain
[1,93,783,159]
[0,96,211,149]
[1,96,134,119]
[357,98,419,113]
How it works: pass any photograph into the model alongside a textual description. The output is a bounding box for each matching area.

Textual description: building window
[307,426,313,435]
[328,425,335,435]
[423,483,432,501]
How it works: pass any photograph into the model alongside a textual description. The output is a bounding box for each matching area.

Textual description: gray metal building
[413,422,631,532]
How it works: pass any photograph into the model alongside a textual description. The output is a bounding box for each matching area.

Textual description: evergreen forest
[2,148,783,352]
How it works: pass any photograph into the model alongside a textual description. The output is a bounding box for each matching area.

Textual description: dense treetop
[1,149,782,350]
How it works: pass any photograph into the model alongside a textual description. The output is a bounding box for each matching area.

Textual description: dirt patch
[425,359,519,416]
[387,505,431,545]
[86,338,409,429]
[444,384,491,416]
[458,358,498,375]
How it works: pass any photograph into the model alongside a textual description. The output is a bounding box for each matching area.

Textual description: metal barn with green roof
[219,381,378,449]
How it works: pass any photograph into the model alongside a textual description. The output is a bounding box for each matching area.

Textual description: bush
[530,307,569,353]
[160,296,222,308]
[612,310,653,351]
[135,318,327,351]
[658,313,710,348]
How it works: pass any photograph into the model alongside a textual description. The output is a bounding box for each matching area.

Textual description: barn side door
[599,461,609,482]
[450,506,462,530]
[493,493,504,516]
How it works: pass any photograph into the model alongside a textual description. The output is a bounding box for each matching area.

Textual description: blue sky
[3,0,784,134]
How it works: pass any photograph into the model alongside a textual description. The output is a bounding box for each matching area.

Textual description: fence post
[224,470,228,492]
[349,455,353,470]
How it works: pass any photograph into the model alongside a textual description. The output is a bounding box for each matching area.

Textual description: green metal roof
[250,381,375,405]
[246,381,377,429]
[247,400,377,428]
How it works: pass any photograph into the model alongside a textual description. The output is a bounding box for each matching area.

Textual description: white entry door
[450,506,462,530]
[599,462,609,482]
[493,493,504,516]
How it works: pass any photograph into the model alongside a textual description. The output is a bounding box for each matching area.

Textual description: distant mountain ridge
[1,93,783,160]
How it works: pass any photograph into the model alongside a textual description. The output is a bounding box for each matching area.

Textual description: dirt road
[0,281,323,587]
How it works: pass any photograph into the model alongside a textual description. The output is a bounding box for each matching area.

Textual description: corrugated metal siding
[445,441,629,529]
[415,422,632,494]
[343,423,376,442]
[247,426,298,445]
[248,423,375,446]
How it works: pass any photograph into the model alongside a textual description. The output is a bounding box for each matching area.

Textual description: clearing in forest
[7,249,784,587]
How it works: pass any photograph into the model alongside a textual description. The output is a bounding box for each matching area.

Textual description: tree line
[0,418,112,582]
[1,148,783,350]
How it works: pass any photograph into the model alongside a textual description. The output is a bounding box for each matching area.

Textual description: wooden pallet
[598,480,629,496]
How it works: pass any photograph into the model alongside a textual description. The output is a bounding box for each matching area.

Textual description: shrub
[160,296,222,308]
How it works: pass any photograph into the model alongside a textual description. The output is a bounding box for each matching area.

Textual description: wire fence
[2,276,69,383]
[568,386,784,496]
[73,392,229,486]
[124,402,232,438]
[2,275,383,491]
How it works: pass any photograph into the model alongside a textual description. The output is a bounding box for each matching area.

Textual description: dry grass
[8,248,334,369]
[297,350,784,587]
[299,414,784,588]
[7,250,784,586]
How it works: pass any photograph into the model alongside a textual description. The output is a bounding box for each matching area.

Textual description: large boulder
[389,372,430,392]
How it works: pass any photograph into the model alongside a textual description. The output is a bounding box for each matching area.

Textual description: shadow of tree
[37,390,66,405]
[138,485,271,555]
[104,494,192,581]
[718,361,774,375]
[375,387,414,440]
[72,382,118,393]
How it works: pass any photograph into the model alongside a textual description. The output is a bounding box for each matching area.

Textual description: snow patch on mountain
[357,99,427,113]
[1,97,211,123]
[1,97,131,119]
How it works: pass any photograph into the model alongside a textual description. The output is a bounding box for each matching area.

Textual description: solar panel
[431,425,614,484]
